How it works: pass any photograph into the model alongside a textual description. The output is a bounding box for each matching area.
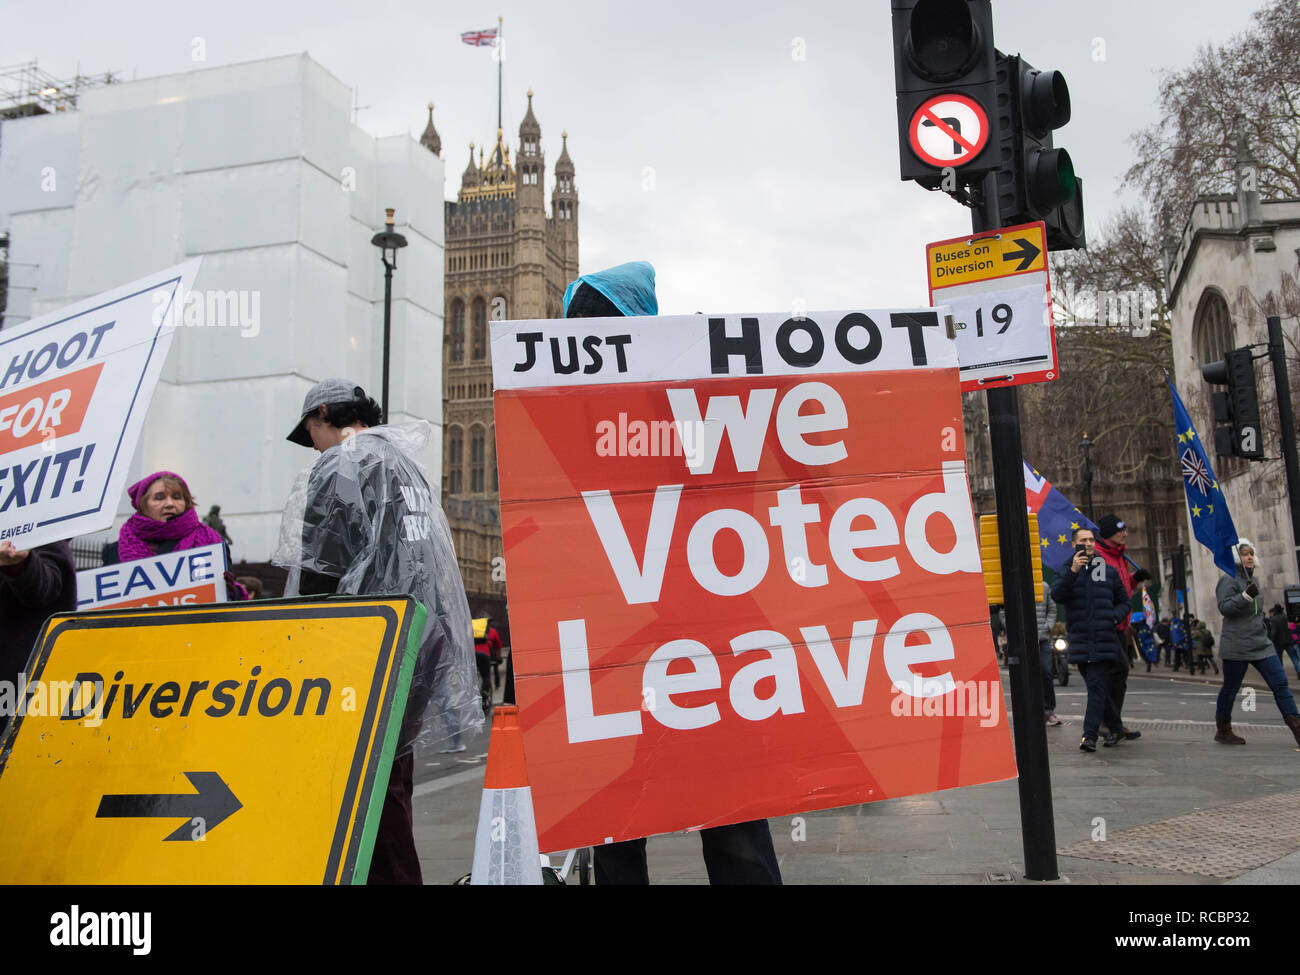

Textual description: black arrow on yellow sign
[1003,237,1041,271]
[96,771,242,841]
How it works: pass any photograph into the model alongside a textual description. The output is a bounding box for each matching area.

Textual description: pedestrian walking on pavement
[1268,604,1300,680]
[1095,513,1135,719]
[1052,526,1132,752]
[1213,541,1300,748]
[1157,615,1173,666]
[1037,578,1061,725]
[1171,615,1194,672]
[1193,620,1219,675]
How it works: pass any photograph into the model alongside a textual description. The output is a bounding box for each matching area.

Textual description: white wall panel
[6,208,75,322]
[181,83,302,173]
[298,161,347,266]
[0,111,80,222]
[169,244,298,383]
[291,246,353,380]
[300,57,352,186]
[181,160,300,254]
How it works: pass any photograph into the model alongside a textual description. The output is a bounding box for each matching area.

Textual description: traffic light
[989,52,1086,250]
[978,513,1042,606]
[892,0,998,188]
[1202,348,1264,460]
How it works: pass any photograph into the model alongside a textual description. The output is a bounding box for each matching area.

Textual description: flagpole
[497,15,503,136]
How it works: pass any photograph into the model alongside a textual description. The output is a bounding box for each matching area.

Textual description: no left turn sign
[908,93,990,168]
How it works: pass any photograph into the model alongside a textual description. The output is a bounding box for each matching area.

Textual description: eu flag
[1023,461,1097,574]
[1168,379,1239,576]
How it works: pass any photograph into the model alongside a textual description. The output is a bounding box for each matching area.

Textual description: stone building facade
[1164,179,1300,624]
[422,93,579,629]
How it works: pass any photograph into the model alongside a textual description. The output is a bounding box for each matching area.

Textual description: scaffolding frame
[0,60,119,118]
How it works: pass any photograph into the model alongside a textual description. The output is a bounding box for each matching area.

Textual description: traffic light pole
[973,172,1059,881]
[1268,316,1300,579]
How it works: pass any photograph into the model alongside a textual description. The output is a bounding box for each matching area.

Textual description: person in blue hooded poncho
[562,260,659,318]
[561,260,782,886]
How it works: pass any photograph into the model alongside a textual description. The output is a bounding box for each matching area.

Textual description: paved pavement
[412,664,1300,884]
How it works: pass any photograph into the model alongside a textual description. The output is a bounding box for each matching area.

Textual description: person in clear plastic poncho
[275,379,482,884]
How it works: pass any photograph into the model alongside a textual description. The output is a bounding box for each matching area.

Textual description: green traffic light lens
[1057,149,1077,199]
[1029,148,1076,210]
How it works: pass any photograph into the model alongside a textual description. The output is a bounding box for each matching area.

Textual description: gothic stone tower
[431,92,579,626]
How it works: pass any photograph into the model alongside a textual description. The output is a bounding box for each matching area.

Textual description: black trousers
[1106,644,1130,729]
[593,819,782,885]
[1077,661,1124,741]
[367,752,422,885]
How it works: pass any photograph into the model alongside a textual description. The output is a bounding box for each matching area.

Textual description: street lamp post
[1080,432,1094,522]
[369,207,408,422]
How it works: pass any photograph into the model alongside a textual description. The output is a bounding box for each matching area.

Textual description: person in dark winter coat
[1213,542,1300,747]
[1051,526,1132,752]
[1156,615,1173,665]
[1193,621,1219,675]
[0,540,77,735]
[1269,604,1300,679]
[1094,513,1134,716]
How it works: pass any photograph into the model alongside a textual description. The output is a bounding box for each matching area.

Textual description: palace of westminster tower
[420,93,579,625]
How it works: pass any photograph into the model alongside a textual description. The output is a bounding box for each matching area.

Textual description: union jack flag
[461,27,499,47]
[1180,446,1213,496]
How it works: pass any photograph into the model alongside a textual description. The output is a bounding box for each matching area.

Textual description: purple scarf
[118,507,224,563]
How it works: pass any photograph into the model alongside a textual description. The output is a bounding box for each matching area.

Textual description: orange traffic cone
[470,705,543,884]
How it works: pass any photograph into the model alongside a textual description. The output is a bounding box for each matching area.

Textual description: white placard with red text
[0,260,200,551]
[76,543,227,611]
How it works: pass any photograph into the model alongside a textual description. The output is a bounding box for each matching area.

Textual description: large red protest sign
[491,311,1016,851]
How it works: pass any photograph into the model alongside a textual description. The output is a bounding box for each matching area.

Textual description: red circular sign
[908,93,990,168]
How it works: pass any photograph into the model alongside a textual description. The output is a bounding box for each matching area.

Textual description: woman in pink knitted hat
[111,471,249,601]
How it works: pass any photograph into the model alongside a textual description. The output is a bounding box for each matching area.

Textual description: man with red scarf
[1094,513,1139,739]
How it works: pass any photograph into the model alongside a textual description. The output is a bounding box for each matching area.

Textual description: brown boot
[1215,719,1246,745]
[1284,714,1300,749]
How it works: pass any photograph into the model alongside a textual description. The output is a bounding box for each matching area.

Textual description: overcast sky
[2,0,1263,314]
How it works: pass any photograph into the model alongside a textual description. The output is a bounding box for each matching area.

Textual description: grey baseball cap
[286,378,367,447]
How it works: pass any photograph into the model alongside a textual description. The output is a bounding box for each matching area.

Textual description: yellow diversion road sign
[926,222,1047,290]
[0,596,425,884]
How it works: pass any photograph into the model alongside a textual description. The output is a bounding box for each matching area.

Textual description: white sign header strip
[491,307,957,391]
